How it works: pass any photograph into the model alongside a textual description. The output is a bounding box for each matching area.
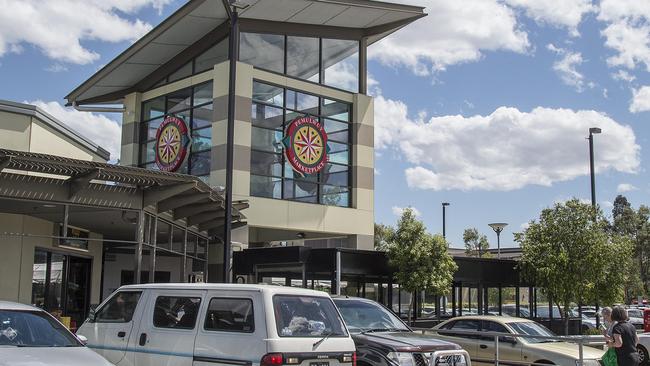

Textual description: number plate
[309,362,330,366]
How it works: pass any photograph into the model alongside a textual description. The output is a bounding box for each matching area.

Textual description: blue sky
[0,0,649,249]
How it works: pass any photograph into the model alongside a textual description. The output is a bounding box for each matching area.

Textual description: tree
[516,199,633,335]
[374,223,394,251]
[386,208,458,324]
[463,228,492,258]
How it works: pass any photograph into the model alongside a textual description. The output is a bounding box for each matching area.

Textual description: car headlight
[577,360,601,366]
[386,352,416,366]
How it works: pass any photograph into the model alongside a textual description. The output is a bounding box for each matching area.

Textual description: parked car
[333,296,471,366]
[626,308,645,330]
[433,315,605,365]
[636,332,650,366]
[77,284,356,366]
[0,301,113,366]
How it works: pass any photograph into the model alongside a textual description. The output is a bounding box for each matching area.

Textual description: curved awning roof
[65,0,425,106]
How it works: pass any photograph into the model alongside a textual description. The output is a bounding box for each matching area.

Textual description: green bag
[602,347,618,366]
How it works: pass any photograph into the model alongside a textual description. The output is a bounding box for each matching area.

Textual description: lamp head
[442,202,450,206]
[589,127,602,135]
[489,222,508,233]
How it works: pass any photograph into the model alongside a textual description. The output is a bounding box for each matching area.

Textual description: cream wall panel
[322,207,373,236]
[0,214,25,302]
[353,188,373,212]
[0,111,31,151]
[353,145,374,168]
[29,121,98,161]
[211,170,250,196]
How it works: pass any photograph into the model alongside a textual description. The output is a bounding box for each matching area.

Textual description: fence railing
[413,327,606,366]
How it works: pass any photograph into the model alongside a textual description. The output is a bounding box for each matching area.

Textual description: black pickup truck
[332,296,471,366]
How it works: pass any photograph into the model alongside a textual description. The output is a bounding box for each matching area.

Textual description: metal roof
[0,148,247,236]
[0,100,110,161]
[65,0,425,105]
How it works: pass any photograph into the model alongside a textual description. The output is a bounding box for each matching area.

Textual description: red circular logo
[155,116,190,172]
[282,116,329,175]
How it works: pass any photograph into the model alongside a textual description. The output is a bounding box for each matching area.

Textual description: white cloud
[392,206,421,217]
[375,96,640,191]
[601,200,614,209]
[617,183,638,193]
[547,44,591,92]
[45,63,68,73]
[520,222,530,230]
[598,0,650,72]
[369,0,529,75]
[0,1,172,65]
[504,0,594,36]
[29,101,121,161]
[611,70,636,83]
[630,86,650,113]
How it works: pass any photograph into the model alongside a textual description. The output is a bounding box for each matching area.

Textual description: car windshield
[628,309,643,318]
[333,299,410,333]
[508,322,557,344]
[273,295,348,337]
[0,310,81,347]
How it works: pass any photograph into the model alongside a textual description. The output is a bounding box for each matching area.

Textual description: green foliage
[463,228,492,258]
[516,199,634,334]
[386,208,458,322]
[374,223,394,251]
[583,327,603,336]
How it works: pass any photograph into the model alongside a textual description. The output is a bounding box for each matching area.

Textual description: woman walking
[609,306,639,366]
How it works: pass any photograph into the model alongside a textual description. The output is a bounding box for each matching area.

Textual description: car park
[0,301,114,366]
[333,296,471,366]
[77,283,356,366]
[434,315,605,365]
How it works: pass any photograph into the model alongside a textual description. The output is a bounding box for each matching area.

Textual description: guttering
[72,101,126,113]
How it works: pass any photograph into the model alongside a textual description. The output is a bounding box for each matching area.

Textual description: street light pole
[588,127,601,208]
[488,223,508,259]
[442,202,450,240]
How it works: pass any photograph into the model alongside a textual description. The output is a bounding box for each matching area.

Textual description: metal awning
[0,149,246,236]
[65,0,426,105]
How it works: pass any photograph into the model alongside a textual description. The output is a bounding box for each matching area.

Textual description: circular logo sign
[283,116,329,175]
[155,116,190,172]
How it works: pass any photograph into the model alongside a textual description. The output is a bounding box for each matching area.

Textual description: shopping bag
[602,347,618,366]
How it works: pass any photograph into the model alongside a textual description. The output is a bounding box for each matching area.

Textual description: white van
[77,283,356,366]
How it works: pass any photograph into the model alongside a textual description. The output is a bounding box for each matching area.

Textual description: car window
[0,310,81,347]
[95,291,141,323]
[334,299,409,333]
[273,295,347,337]
[204,298,254,332]
[153,296,201,329]
[442,319,480,339]
[481,321,512,342]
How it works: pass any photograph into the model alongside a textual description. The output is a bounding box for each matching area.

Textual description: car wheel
[638,345,649,366]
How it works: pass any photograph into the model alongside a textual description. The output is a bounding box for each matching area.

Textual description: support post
[451,284,457,317]
[134,210,145,284]
[335,250,341,295]
[222,3,240,283]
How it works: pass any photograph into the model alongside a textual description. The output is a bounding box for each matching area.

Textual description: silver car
[0,301,114,366]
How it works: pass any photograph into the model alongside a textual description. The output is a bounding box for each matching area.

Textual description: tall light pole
[442,202,450,239]
[588,127,602,208]
[488,223,508,259]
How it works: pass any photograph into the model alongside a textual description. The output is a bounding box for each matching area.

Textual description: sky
[0,0,649,249]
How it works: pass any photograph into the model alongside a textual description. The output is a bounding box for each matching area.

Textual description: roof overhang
[65,0,426,106]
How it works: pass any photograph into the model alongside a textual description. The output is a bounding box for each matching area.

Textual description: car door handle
[139,333,147,346]
[480,344,488,349]
[117,331,126,338]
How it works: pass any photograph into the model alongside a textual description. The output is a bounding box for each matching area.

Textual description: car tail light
[343,353,357,366]
[261,354,283,366]
[353,352,357,366]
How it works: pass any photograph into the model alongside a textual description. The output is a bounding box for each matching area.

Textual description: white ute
[77,283,357,366]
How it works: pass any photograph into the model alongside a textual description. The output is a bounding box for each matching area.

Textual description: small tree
[387,208,458,324]
[463,228,492,258]
[516,199,632,335]
[374,223,394,251]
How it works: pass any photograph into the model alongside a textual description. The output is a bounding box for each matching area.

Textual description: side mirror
[500,336,517,345]
[77,334,88,345]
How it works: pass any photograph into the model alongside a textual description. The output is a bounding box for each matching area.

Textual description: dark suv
[333,297,471,366]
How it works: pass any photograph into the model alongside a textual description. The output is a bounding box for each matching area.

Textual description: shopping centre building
[0,0,429,327]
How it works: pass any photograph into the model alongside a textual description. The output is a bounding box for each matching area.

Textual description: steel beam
[143,182,196,207]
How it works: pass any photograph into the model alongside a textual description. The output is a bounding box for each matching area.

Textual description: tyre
[639,345,649,366]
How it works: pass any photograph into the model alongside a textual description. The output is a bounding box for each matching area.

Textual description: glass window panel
[322,38,359,93]
[321,187,349,207]
[284,164,319,183]
[322,168,348,187]
[251,103,283,130]
[195,38,229,73]
[143,97,166,121]
[322,99,350,121]
[328,150,349,165]
[192,105,213,129]
[189,151,210,176]
[167,88,193,113]
[240,33,284,73]
[284,180,318,201]
[191,127,211,152]
[142,117,164,142]
[327,129,349,143]
[286,89,318,113]
[153,296,201,329]
[250,151,282,177]
[251,127,283,153]
[141,141,156,164]
[323,118,349,134]
[168,61,193,83]
[252,82,283,107]
[250,174,281,199]
[193,82,213,106]
[204,298,254,332]
[95,291,142,323]
[286,36,320,81]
